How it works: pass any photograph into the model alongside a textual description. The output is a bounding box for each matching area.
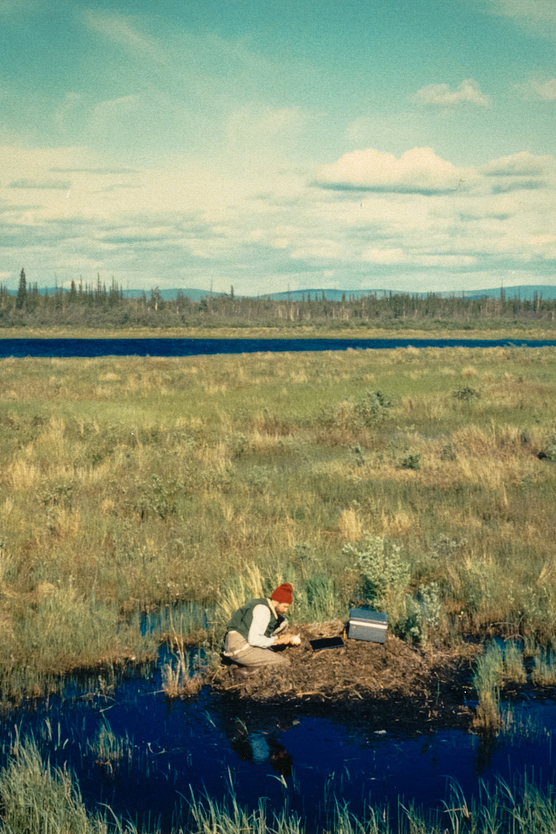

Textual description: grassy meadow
[1,345,556,699]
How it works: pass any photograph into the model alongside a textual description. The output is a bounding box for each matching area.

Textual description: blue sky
[1,0,556,294]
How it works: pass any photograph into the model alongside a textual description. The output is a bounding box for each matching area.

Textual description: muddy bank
[211,621,479,732]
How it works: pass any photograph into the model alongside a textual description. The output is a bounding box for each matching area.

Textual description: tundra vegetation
[1,345,555,697]
[1,345,556,831]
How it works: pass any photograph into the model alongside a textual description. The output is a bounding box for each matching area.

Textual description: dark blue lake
[5,657,556,833]
[1,337,556,358]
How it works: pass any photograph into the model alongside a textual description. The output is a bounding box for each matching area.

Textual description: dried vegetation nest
[212,621,478,731]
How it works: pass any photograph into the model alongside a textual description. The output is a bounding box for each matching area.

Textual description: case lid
[349,608,388,623]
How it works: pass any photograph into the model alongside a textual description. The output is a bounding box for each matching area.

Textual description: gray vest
[226,598,278,641]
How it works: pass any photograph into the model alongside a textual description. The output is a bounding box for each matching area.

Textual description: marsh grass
[152,601,214,647]
[13,586,155,674]
[502,641,527,684]
[6,733,556,833]
[185,789,304,834]
[472,642,504,731]
[0,737,137,833]
[472,640,536,731]
[161,648,205,699]
[88,720,133,773]
[530,650,556,686]
[1,347,556,695]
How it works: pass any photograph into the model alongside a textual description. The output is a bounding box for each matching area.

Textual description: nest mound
[211,621,477,731]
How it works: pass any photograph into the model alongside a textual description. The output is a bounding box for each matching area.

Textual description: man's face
[274,601,290,617]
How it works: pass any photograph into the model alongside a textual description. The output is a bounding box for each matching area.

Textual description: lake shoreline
[1,323,556,341]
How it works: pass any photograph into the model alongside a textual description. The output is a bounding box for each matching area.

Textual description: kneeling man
[224,583,300,669]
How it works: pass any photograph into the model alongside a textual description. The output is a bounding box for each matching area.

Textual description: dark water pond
[1,337,556,358]
[4,653,556,831]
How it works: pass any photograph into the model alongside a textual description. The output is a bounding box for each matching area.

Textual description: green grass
[0,739,130,833]
[530,650,556,686]
[503,641,527,685]
[472,642,504,731]
[1,346,556,697]
[5,735,556,833]
[88,719,134,773]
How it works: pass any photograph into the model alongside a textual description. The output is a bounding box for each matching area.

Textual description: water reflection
[474,730,498,776]
[227,717,294,777]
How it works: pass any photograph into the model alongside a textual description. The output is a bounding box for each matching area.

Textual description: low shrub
[343,532,410,628]
[452,386,481,401]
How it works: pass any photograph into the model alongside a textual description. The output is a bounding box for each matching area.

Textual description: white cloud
[88,95,142,134]
[488,0,556,37]
[413,79,491,108]
[363,247,407,265]
[535,78,556,99]
[2,142,556,293]
[479,151,554,193]
[518,77,556,100]
[81,10,166,65]
[9,179,71,190]
[481,151,554,177]
[225,105,305,147]
[290,239,345,261]
[362,248,476,267]
[316,147,472,194]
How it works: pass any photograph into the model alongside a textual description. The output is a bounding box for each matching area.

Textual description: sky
[1,0,556,295]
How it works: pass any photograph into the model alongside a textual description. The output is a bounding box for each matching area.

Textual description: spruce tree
[15,268,27,310]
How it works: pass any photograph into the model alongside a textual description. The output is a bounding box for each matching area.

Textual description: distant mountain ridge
[4,284,556,301]
[258,286,556,301]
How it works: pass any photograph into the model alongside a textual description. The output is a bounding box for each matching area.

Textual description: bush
[400,452,421,470]
[452,386,481,401]
[400,582,444,644]
[354,390,392,426]
[538,437,556,461]
[319,390,393,433]
[343,532,410,627]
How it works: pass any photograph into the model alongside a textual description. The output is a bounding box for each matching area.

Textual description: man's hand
[274,633,301,647]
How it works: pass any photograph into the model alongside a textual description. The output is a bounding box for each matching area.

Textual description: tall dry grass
[0,346,555,694]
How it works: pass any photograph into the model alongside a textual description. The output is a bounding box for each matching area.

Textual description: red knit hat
[271,583,293,604]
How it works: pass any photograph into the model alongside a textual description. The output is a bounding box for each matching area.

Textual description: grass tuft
[0,736,136,833]
[530,650,556,686]
[161,648,204,699]
[472,642,503,731]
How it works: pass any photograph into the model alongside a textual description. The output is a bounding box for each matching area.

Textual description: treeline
[1,270,556,330]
